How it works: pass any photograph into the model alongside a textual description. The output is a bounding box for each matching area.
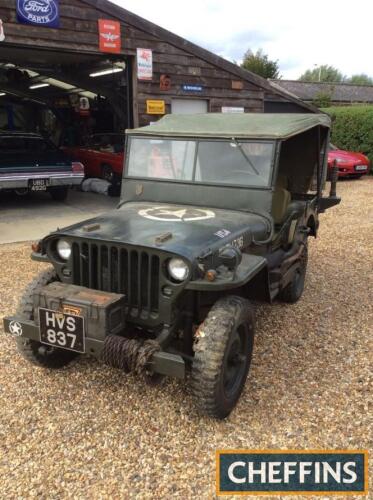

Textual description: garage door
[171,99,208,114]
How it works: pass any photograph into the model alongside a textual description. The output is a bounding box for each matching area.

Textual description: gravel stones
[0,178,371,498]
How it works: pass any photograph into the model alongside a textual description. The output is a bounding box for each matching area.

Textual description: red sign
[98,19,121,54]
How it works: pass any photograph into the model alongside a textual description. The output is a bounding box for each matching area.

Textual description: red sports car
[65,133,125,183]
[328,144,370,179]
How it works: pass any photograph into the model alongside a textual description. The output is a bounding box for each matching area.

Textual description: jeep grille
[71,242,160,318]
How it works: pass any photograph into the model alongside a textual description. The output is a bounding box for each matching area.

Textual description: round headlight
[56,239,71,260]
[168,257,189,282]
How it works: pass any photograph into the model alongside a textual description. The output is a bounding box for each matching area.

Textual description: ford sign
[17,0,60,28]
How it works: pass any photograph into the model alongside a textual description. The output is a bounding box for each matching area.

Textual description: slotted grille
[72,242,160,317]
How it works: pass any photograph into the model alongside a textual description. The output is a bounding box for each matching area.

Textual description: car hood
[52,202,271,261]
[328,149,369,163]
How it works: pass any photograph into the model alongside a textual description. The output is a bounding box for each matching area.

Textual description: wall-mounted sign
[79,97,90,116]
[231,80,244,90]
[182,84,203,92]
[0,19,5,41]
[17,0,60,28]
[98,19,121,54]
[146,100,165,115]
[137,48,153,81]
[222,106,245,113]
[160,74,171,91]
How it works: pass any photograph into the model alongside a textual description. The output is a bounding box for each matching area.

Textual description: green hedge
[322,105,373,169]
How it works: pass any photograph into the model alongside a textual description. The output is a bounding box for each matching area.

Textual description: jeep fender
[186,254,268,294]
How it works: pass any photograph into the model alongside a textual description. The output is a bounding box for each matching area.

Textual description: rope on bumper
[101,335,160,375]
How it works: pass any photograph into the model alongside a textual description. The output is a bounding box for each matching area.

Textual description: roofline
[83,0,319,114]
[272,79,373,89]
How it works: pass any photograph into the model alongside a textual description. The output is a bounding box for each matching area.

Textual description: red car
[65,133,125,183]
[328,144,370,179]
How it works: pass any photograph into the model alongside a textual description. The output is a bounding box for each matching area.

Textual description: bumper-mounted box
[3,282,185,379]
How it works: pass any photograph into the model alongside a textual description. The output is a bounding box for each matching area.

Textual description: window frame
[125,135,276,190]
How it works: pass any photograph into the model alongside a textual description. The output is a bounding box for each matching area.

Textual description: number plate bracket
[39,307,85,353]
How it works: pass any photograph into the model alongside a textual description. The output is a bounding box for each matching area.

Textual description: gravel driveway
[0,179,372,499]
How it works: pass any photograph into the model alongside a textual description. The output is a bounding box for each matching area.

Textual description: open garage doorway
[0,44,134,146]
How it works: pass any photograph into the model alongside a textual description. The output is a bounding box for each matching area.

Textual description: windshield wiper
[231,137,260,175]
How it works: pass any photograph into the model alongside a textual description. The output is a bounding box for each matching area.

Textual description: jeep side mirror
[319,160,341,212]
[329,160,338,198]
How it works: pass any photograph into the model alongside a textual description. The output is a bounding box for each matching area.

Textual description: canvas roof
[128,113,331,140]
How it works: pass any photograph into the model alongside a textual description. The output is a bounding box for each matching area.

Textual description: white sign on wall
[222,106,245,113]
[137,48,153,81]
[0,19,5,42]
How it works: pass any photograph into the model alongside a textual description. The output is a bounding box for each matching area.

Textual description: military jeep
[4,113,340,419]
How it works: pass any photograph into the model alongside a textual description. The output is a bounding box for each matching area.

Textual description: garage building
[0,0,316,144]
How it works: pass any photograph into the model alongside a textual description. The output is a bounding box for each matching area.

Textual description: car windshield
[0,136,57,152]
[126,137,274,187]
[91,134,124,153]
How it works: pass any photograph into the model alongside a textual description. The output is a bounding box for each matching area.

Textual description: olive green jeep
[4,113,340,419]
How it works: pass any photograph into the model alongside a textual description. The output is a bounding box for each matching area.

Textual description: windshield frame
[125,135,277,190]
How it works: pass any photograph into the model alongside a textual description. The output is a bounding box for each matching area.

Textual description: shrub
[313,90,332,108]
[322,106,373,170]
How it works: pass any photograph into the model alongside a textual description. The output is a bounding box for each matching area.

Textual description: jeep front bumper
[0,171,84,190]
[3,281,185,379]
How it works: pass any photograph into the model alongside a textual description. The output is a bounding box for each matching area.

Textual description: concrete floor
[0,188,118,244]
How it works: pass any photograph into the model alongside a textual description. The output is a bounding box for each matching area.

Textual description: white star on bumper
[9,321,23,336]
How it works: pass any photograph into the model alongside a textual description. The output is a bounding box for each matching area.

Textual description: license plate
[29,178,49,191]
[355,165,367,171]
[39,307,85,353]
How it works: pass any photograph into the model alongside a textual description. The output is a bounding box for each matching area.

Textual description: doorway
[171,99,209,114]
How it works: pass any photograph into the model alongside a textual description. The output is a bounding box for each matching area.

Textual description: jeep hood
[51,202,271,261]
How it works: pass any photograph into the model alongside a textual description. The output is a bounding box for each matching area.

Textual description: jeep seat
[271,175,291,224]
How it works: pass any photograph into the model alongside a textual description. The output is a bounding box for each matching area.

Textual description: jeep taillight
[72,162,84,174]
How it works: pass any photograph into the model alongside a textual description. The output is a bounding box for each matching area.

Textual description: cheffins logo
[217,450,368,495]
[17,0,59,28]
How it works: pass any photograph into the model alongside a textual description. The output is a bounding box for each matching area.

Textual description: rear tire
[278,243,308,303]
[50,187,68,201]
[191,296,255,419]
[16,268,78,368]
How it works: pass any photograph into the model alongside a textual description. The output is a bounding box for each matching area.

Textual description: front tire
[191,296,255,419]
[16,268,78,368]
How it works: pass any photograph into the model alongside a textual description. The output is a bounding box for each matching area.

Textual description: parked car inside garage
[0,131,84,200]
[64,133,125,184]
[328,144,370,178]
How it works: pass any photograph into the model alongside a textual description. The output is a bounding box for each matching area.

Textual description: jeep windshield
[126,137,274,187]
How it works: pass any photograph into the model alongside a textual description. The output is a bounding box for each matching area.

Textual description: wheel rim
[223,324,249,399]
[103,166,113,182]
[15,188,29,196]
